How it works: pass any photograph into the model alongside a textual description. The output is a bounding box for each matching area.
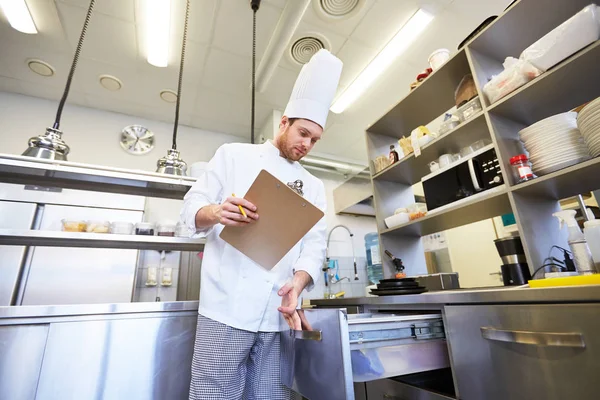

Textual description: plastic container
[146,266,158,286]
[384,213,410,229]
[483,57,542,104]
[509,154,536,183]
[553,210,596,274]
[175,221,189,237]
[365,233,384,285]
[471,139,490,151]
[428,48,450,70]
[62,220,87,232]
[584,219,600,271]
[438,154,454,168]
[86,221,110,233]
[157,222,176,237]
[407,203,427,221]
[456,96,482,122]
[438,117,460,135]
[520,5,600,72]
[110,221,134,235]
[428,161,440,172]
[135,222,155,236]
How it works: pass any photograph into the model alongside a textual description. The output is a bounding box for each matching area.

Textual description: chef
[182,49,343,400]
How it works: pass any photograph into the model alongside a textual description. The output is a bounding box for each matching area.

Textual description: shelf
[510,157,600,199]
[486,40,600,125]
[372,112,489,185]
[0,153,196,199]
[468,0,594,63]
[0,229,206,251]
[380,187,511,237]
[367,49,471,137]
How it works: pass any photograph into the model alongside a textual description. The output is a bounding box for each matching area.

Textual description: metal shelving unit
[366,0,600,277]
[0,230,205,252]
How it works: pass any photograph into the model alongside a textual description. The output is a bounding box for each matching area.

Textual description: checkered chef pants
[189,314,295,400]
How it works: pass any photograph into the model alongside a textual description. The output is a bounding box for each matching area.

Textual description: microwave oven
[422,146,504,212]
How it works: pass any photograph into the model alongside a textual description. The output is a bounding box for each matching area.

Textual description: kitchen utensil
[528,273,600,288]
[369,287,428,296]
[578,97,600,156]
[384,250,405,275]
[494,237,531,286]
[377,280,418,289]
[379,277,416,283]
[428,49,450,70]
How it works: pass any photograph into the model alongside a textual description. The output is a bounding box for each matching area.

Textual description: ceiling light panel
[0,0,37,34]
[330,9,434,113]
[145,0,171,67]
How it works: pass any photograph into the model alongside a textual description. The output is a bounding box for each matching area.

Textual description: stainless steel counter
[310,285,600,308]
[0,301,200,400]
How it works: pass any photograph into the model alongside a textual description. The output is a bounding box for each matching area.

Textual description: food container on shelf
[428,161,440,172]
[428,48,450,70]
[157,221,176,237]
[510,154,536,183]
[460,145,475,158]
[483,57,542,104]
[407,203,427,221]
[456,96,482,122]
[438,154,454,168]
[135,222,155,236]
[86,221,110,233]
[438,116,460,135]
[146,266,158,286]
[520,5,600,72]
[418,135,433,147]
[471,139,491,151]
[584,220,600,270]
[62,220,87,232]
[110,221,134,235]
[385,212,410,229]
[175,221,189,237]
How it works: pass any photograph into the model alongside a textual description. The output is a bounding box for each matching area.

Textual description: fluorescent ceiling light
[145,0,171,67]
[330,9,434,114]
[0,0,37,34]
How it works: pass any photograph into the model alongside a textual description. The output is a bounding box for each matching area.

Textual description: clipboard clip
[287,179,304,196]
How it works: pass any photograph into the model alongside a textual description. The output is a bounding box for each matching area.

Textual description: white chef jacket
[181,141,327,332]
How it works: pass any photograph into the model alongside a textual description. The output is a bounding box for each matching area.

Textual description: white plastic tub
[520,5,600,72]
[584,219,600,270]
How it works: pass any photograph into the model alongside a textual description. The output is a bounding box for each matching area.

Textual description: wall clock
[120,125,155,155]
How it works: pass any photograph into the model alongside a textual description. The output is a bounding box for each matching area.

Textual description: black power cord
[532,263,567,279]
[172,0,190,151]
[53,0,95,130]
[250,0,261,144]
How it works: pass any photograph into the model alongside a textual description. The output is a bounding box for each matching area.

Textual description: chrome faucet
[325,225,359,281]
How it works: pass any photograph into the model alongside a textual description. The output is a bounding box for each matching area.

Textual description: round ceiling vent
[99,75,122,91]
[290,37,325,65]
[160,89,178,103]
[27,59,55,77]
[314,0,365,20]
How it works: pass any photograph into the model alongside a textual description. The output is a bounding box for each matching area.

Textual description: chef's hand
[215,197,259,227]
[278,283,301,330]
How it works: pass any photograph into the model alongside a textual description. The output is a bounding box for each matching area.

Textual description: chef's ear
[279,116,290,130]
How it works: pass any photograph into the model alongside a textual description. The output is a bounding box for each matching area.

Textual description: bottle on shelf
[365,232,384,284]
[389,145,399,164]
[553,210,597,275]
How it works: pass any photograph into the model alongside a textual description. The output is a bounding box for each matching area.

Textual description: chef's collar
[262,140,301,167]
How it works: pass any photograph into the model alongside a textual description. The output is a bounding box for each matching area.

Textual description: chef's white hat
[283,49,343,128]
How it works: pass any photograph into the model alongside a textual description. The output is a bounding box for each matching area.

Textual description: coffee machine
[494,237,532,286]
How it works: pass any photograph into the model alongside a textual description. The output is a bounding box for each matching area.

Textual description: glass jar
[510,154,536,183]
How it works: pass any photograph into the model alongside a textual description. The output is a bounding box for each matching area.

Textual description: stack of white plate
[578,97,600,156]
[519,111,591,176]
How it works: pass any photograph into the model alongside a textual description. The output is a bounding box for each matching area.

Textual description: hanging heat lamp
[156,0,190,176]
[22,0,96,161]
[250,0,261,144]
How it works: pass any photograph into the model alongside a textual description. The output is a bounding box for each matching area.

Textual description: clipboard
[219,169,324,270]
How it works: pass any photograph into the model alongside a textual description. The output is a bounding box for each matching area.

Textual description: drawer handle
[480,327,585,348]
[291,329,322,341]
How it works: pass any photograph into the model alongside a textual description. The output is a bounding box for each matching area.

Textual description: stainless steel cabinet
[365,378,455,400]
[444,304,600,400]
[281,309,450,400]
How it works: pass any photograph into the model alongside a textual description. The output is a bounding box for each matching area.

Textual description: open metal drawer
[281,309,450,400]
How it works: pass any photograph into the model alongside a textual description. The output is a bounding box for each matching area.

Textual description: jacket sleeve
[180,145,229,238]
[293,179,327,292]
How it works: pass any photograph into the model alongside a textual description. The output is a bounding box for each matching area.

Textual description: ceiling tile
[211,0,282,59]
[0,76,24,93]
[183,0,218,44]
[300,0,376,37]
[293,19,348,57]
[191,115,250,138]
[350,0,419,49]
[59,0,135,22]
[256,65,296,109]
[0,0,70,53]
[194,87,271,129]
[56,2,137,67]
[336,138,368,163]
[262,0,288,9]
[314,122,353,154]
[17,80,87,107]
[335,39,378,89]
[0,41,73,88]
[201,48,250,95]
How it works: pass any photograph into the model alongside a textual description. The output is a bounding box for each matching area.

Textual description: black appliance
[422,146,504,212]
[494,236,531,286]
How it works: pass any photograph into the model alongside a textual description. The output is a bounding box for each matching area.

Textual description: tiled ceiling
[0,0,513,164]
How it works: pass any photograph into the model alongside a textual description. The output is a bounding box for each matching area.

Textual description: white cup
[439,154,453,167]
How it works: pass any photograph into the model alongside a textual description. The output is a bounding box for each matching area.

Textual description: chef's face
[276,117,323,161]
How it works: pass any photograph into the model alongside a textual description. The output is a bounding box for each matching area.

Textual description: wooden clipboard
[219,169,324,270]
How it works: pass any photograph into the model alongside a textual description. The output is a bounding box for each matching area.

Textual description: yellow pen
[231,193,247,218]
